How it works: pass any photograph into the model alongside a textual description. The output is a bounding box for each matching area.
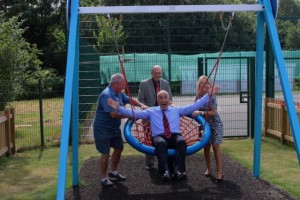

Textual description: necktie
[162,110,171,138]
[156,81,160,94]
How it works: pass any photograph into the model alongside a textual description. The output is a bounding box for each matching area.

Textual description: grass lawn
[13,98,63,149]
[0,138,299,200]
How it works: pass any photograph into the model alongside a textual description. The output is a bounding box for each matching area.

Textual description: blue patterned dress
[196,95,223,144]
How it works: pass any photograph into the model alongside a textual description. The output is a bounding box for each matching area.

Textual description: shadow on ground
[66,154,298,200]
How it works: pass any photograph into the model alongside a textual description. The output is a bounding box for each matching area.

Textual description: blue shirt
[117,94,210,137]
[94,86,129,130]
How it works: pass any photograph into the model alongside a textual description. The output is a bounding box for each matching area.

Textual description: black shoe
[108,172,126,181]
[171,173,176,180]
[146,164,154,171]
[161,171,171,181]
[101,178,113,187]
[175,171,187,181]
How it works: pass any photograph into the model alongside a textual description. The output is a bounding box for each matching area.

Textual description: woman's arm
[192,108,217,118]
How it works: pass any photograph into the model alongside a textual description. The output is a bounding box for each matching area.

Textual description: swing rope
[106,14,137,119]
[198,12,234,99]
[193,12,234,141]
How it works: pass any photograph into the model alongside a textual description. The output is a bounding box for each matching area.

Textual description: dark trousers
[152,134,187,175]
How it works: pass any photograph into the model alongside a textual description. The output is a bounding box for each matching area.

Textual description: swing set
[106,11,233,156]
[57,1,300,199]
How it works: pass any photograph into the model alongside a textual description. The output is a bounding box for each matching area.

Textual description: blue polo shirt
[94,86,129,130]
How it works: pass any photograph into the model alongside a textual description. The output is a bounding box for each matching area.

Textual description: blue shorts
[93,127,124,154]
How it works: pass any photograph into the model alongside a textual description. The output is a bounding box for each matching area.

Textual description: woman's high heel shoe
[214,174,224,183]
[204,169,212,177]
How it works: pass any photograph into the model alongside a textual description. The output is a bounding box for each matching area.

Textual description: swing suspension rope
[106,13,233,153]
[198,12,234,99]
[197,12,234,130]
[106,14,136,118]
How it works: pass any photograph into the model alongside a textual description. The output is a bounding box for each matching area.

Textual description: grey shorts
[93,127,124,154]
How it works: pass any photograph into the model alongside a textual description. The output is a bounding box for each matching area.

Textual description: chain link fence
[1,16,300,151]
[0,80,64,151]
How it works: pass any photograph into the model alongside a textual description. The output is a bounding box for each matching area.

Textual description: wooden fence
[0,108,16,157]
[264,98,300,146]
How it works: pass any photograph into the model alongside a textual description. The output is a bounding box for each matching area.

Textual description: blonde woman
[192,75,224,183]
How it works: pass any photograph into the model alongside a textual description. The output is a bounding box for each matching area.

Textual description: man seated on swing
[108,87,220,181]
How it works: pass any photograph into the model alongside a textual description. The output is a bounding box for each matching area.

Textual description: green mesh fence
[2,16,300,150]
[78,13,300,140]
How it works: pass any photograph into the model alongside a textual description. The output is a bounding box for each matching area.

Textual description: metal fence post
[167,15,172,82]
[266,29,275,98]
[4,109,11,156]
[249,57,255,138]
[38,79,45,149]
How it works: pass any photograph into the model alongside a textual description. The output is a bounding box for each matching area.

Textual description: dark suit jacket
[138,78,172,107]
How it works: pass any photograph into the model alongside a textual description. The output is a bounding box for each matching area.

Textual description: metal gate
[198,57,255,138]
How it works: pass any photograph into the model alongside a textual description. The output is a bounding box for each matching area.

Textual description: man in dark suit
[138,65,173,170]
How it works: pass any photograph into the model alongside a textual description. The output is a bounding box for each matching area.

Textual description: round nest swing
[123,115,211,156]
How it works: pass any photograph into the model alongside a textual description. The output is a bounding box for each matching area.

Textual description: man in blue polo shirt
[93,73,147,187]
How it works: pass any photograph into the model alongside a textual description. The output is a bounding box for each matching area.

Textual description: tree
[43,26,67,75]
[0,15,39,108]
[278,0,300,17]
[276,0,300,50]
[93,15,126,54]
[0,15,63,109]
[285,21,300,50]
[81,0,257,53]
[0,0,67,76]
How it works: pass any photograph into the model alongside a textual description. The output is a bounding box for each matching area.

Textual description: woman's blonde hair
[196,75,211,93]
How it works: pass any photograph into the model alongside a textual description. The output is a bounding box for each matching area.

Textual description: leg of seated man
[174,134,187,173]
[153,135,169,175]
